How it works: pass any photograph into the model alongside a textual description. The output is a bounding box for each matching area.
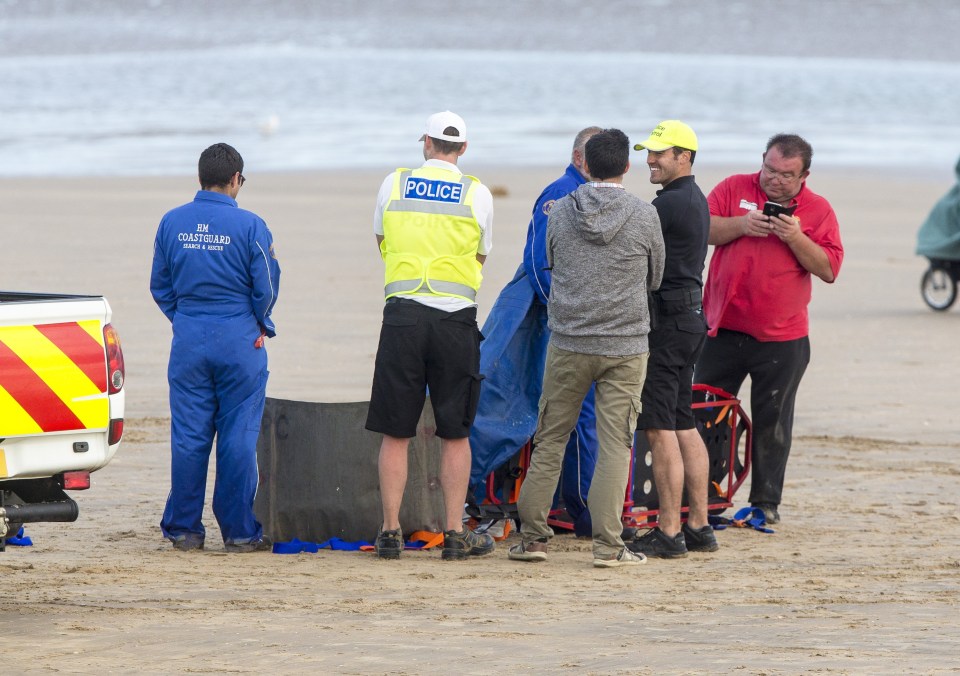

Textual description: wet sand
[1,164,958,673]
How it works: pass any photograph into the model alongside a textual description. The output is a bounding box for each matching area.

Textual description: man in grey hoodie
[509,128,665,568]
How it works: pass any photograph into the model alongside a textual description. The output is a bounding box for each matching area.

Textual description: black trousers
[694,329,810,507]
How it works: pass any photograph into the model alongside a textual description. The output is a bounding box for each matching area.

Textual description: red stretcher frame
[620,384,752,529]
[481,384,752,533]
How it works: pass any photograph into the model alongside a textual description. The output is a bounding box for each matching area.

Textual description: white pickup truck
[0,292,125,550]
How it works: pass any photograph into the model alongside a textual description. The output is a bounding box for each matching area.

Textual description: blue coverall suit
[469,164,599,534]
[150,190,280,546]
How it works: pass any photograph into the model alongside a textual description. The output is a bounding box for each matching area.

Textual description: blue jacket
[150,190,280,336]
[522,163,587,305]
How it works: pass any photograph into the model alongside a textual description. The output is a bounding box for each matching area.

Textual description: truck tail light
[63,471,91,490]
[103,323,125,394]
[109,418,124,445]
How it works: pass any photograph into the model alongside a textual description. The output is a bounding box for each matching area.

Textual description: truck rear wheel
[1,490,25,542]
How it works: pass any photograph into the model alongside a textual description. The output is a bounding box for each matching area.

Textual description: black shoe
[626,528,688,559]
[171,535,204,552]
[224,536,273,553]
[682,523,719,553]
[752,503,780,524]
[442,528,495,561]
[375,528,403,560]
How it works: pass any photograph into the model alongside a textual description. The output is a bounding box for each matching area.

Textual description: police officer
[150,142,280,553]
[366,111,496,561]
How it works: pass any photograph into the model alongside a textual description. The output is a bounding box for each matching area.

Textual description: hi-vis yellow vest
[381,166,483,302]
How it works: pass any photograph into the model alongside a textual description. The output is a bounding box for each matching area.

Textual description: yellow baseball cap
[634,120,698,152]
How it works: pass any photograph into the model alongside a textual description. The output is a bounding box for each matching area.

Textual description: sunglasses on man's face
[238,173,246,186]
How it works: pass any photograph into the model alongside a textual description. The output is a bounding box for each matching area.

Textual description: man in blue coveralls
[150,142,280,553]
[469,127,602,536]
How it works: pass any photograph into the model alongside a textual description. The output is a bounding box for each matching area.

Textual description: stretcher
[468,384,752,535]
[622,384,752,529]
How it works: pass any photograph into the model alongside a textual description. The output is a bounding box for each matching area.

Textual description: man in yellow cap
[627,120,717,559]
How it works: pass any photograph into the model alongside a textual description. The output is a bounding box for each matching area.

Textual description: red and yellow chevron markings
[0,320,109,436]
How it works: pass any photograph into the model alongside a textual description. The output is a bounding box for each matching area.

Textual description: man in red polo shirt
[696,134,844,524]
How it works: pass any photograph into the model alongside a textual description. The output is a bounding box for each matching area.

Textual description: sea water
[2,0,960,176]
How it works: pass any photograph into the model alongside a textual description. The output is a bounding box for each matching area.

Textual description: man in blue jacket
[150,142,280,554]
[469,127,601,535]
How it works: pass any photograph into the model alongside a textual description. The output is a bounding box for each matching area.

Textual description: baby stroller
[917,157,960,311]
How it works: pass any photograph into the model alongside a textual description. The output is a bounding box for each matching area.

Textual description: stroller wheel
[921,265,957,311]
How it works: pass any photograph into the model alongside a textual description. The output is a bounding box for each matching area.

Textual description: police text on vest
[404,177,463,203]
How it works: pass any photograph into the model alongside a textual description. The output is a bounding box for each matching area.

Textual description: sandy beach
[1,163,959,673]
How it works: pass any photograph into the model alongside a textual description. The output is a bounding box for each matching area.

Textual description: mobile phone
[763,201,797,217]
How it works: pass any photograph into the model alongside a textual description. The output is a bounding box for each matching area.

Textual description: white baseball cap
[419,110,467,143]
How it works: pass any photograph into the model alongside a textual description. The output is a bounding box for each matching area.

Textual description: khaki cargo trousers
[517,344,648,558]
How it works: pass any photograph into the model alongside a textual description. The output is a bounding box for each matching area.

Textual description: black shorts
[638,309,707,431]
[365,299,483,439]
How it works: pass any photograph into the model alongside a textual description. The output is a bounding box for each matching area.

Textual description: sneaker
[224,536,273,553]
[753,503,780,524]
[626,528,688,559]
[593,547,646,568]
[375,528,404,560]
[171,535,204,552]
[682,523,719,553]
[442,528,496,561]
[507,538,548,562]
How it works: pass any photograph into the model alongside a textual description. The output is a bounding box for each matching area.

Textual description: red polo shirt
[704,172,843,341]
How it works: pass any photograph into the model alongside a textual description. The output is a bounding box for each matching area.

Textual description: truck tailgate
[0,295,123,480]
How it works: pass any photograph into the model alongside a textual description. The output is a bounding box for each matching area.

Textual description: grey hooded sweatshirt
[546,183,665,356]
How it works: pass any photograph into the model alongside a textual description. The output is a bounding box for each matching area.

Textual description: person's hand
[254,328,266,349]
[768,213,802,243]
[743,209,773,237]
